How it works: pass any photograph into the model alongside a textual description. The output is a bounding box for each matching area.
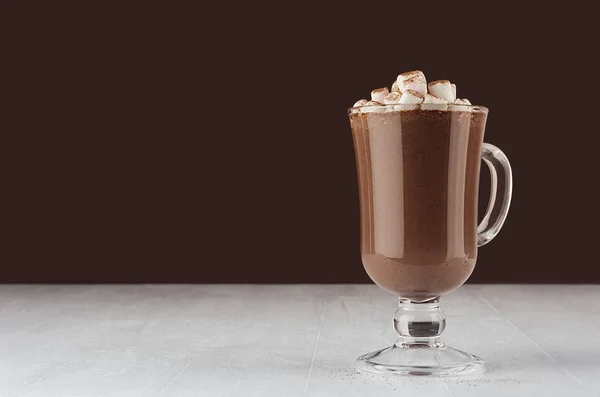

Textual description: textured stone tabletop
[0,284,599,396]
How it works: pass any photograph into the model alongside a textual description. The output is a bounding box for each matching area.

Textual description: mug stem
[394,298,446,349]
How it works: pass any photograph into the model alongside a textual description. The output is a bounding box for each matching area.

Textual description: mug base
[356,341,483,377]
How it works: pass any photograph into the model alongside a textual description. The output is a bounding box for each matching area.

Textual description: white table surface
[0,284,599,397]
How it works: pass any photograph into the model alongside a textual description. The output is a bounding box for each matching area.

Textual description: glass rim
[347,103,488,113]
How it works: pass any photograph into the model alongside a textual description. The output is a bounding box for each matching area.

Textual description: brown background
[4,3,599,283]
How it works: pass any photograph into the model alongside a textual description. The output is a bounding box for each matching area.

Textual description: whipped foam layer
[353,70,475,112]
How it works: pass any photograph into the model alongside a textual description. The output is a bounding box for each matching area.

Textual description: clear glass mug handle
[477,143,513,246]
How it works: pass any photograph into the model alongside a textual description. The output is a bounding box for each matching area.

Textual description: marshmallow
[449,98,472,112]
[453,98,471,105]
[383,92,402,104]
[451,83,456,99]
[353,99,369,108]
[396,90,423,110]
[361,100,383,113]
[371,88,389,103]
[428,80,455,102]
[396,70,427,95]
[398,90,424,104]
[391,80,400,93]
[421,93,448,111]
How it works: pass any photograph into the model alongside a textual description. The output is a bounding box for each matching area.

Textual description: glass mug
[348,104,512,376]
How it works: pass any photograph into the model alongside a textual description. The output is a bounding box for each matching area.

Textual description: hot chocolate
[349,70,512,376]
[350,107,487,301]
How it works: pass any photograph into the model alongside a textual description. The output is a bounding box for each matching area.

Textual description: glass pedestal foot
[357,340,483,377]
[356,298,483,377]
